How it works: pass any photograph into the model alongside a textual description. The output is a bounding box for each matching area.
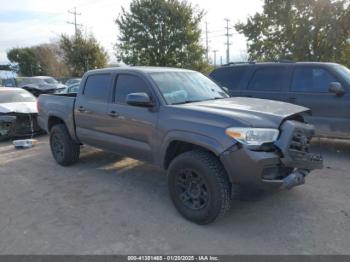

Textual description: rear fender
[47,114,79,142]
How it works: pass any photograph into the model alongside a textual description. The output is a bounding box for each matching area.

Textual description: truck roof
[86,66,195,75]
[220,61,340,68]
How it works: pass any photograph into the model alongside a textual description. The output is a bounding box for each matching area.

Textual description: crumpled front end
[274,120,323,170]
[0,115,16,141]
[220,120,323,190]
[0,113,42,140]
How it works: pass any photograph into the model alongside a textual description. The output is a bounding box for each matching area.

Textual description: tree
[7,44,69,77]
[236,0,350,66]
[115,0,210,72]
[32,44,69,78]
[59,31,108,77]
[7,47,44,76]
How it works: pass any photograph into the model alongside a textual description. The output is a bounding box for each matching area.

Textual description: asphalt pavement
[0,136,349,254]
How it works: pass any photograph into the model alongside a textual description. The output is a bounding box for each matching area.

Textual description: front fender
[159,130,234,168]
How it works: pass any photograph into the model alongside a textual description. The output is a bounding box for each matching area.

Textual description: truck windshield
[150,71,229,105]
[333,64,350,85]
[0,90,36,103]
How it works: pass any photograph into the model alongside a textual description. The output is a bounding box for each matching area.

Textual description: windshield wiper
[171,100,203,105]
[172,97,226,105]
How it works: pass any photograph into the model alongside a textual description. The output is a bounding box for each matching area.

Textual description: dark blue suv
[210,62,350,139]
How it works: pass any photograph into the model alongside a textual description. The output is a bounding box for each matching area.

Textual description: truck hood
[179,97,310,128]
[0,102,37,114]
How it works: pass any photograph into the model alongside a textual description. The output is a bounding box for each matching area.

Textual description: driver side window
[114,75,151,104]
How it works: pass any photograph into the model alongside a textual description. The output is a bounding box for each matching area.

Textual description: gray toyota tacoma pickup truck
[38,67,323,224]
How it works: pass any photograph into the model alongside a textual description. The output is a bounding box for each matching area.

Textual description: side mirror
[329,82,346,96]
[126,92,154,107]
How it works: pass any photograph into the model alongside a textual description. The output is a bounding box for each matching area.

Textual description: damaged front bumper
[220,120,323,190]
[0,113,42,140]
[0,115,16,141]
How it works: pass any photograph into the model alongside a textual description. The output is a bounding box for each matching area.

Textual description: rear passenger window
[210,67,246,90]
[248,67,288,91]
[83,74,111,101]
[291,67,337,92]
[115,75,150,104]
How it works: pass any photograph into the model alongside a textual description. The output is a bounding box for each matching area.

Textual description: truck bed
[37,94,77,140]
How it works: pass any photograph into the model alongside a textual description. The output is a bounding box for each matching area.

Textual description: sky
[0,0,263,65]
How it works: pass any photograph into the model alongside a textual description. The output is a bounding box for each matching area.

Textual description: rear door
[240,65,290,102]
[75,73,113,148]
[209,66,249,97]
[288,65,350,138]
[105,73,158,162]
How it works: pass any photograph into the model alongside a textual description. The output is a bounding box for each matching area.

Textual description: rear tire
[50,124,80,166]
[168,150,231,225]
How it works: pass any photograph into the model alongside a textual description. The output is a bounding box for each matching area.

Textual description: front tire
[50,124,80,166]
[168,150,231,225]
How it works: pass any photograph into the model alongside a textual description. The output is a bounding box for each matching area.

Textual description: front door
[105,73,158,162]
[288,65,350,138]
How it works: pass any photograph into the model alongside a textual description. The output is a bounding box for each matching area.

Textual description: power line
[67,7,83,38]
[224,18,233,64]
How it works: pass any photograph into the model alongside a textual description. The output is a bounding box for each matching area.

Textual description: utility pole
[67,7,82,38]
[220,56,223,65]
[213,50,218,67]
[224,18,232,64]
[205,21,209,62]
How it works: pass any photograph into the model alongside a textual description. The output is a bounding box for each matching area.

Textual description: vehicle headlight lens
[225,128,279,146]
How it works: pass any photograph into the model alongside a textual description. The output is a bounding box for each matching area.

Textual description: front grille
[289,130,311,153]
[287,128,313,162]
[12,113,41,136]
[275,120,323,170]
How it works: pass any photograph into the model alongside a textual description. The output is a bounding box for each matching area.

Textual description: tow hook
[282,169,309,190]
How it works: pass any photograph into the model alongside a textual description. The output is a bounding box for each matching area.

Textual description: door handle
[289,97,296,102]
[78,106,86,112]
[78,106,91,114]
[108,111,120,117]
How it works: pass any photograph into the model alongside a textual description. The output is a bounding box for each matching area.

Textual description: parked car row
[1,76,81,96]
[1,62,349,142]
[0,77,81,140]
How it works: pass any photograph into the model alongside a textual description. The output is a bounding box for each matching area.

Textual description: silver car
[19,76,67,96]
